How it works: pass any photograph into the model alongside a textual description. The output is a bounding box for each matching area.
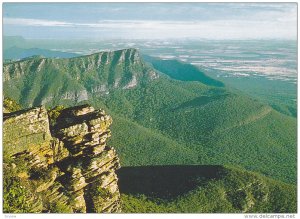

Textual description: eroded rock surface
[3,104,121,213]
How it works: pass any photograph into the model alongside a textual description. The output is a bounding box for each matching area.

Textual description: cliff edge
[3,104,121,213]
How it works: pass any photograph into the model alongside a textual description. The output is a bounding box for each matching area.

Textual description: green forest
[3,49,297,213]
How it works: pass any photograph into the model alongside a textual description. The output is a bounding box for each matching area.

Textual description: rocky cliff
[3,104,121,213]
[3,48,159,108]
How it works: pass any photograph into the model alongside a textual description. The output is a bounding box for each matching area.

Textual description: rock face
[3,107,52,157]
[3,48,159,107]
[3,104,121,213]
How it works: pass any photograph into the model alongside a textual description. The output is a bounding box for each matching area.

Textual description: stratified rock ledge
[3,104,121,213]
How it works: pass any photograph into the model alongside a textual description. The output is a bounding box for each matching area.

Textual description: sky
[3,3,297,40]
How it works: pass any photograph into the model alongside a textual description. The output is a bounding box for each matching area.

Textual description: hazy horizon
[3,3,297,40]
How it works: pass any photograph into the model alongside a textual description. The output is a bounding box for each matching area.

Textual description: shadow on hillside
[142,54,224,87]
[117,165,226,200]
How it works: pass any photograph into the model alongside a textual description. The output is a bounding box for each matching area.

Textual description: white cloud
[79,19,296,39]
[3,17,297,40]
[3,17,73,27]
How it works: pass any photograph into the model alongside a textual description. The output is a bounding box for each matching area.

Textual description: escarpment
[3,104,121,213]
[3,48,159,108]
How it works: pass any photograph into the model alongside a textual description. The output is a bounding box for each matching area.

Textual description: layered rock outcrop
[3,104,121,213]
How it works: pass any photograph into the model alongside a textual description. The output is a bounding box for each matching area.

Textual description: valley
[2,44,297,213]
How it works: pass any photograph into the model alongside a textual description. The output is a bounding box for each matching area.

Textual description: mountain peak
[71,48,141,65]
[3,48,159,106]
